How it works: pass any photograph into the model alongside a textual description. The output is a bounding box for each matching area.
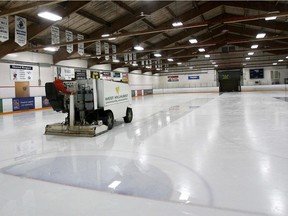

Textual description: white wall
[128,73,153,90]
[243,66,288,85]
[155,69,217,89]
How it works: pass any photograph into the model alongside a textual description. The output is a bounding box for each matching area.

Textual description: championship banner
[65,30,73,53]
[124,53,128,64]
[128,53,132,64]
[104,42,109,60]
[112,44,117,61]
[96,41,101,58]
[133,53,137,65]
[0,16,9,42]
[10,65,33,81]
[51,26,60,50]
[77,34,84,56]
[15,16,27,47]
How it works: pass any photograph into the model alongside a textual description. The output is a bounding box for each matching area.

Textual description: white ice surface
[0,92,288,216]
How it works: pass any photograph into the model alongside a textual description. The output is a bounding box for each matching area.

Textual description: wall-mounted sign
[0,16,9,42]
[75,69,87,80]
[122,73,128,83]
[10,65,33,81]
[60,67,75,80]
[12,97,35,111]
[188,76,199,80]
[168,75,179,82]
[90,71,100,79]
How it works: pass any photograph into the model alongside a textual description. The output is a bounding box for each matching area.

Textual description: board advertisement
[188,76,199,80]
[168,75,179,82]
[12,97,35,111]
[0,99,2,113]
[42,96,50,108]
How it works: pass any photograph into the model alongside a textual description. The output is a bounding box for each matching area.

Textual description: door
[15,81,30,98]
[219,79,240,92]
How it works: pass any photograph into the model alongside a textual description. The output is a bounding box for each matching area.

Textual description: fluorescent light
[248,52,254,56]
[108,37,116,41]
[278,59,283,62]
[177,62,182,65]
[113,59,120,63]
[167,58,174,62]
[134,45,144,51]
[156,68,160,71]
[214,65,218,67]
[44,47,58,52]
[286,56,288,59]
[38,12,62,21]
[189,39,198,44]
[189,66,193,69]
[154,53,162,57]
[205,54,210,58]
[198,48,205,52]
[245,57,250,60]
[172,21,183,27]
[256,33,266,38]
[179,192,190,201]
[265,16,277,21]
[273,63,277,65]
[108,181,121,190]
[251,44,258,49]
[101,33,110,38]
[212,62,216,64]
[132,63,138,66]
[243,63,247,65]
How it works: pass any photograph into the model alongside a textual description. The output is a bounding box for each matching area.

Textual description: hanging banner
[104,42,109,60]
[51,26,60,50]
[15,16,27,47]
[112,44,117,61]
[10,65,33,81]
[128,53,133,64]
[133,53,137,65]
[77,34,84,56]
[95,41,101,58]
[65,30,73,53]
[0,16,9,42]
[124,53,128,64]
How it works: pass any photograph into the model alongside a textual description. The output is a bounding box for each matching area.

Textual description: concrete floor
[0,91,288,216]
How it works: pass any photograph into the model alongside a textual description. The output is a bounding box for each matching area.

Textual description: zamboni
[44,78,133,137]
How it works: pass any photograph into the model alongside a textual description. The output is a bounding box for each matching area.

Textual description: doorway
[15,81,30,98]
[218,69,242,93]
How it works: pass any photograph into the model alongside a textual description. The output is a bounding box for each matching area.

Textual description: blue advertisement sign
[188,76,200,80]
[42,96,51,107]
[12,97,35,111]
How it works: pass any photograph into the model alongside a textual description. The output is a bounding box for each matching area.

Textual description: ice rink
[0,91,288,216]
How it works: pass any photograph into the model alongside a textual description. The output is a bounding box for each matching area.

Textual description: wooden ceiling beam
[77,9,111,27]
[53,1,172,63]
[0,1,62,17]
